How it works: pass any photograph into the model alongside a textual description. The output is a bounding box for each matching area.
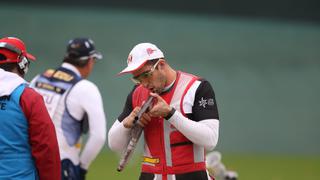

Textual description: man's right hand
[123,107,141,128]
[123,106,152,128]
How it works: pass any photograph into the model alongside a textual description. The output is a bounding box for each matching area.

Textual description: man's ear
[158,59,166,68]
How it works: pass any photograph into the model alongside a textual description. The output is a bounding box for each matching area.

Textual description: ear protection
[0,42,29,74]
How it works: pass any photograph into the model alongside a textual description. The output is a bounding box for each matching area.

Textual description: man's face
[83,58,96,78]
[131,60,166,93]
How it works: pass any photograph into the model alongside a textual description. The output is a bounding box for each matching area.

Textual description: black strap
[170,141,193,147]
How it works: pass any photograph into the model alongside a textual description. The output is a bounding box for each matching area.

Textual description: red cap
[0,37,36,64]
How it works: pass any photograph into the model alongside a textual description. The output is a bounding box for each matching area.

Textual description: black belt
[139,170,209,180]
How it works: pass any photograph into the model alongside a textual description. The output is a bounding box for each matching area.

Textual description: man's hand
[123,105,152,128]
[139,113,152,127]
[149,93,172,118]
[123,107,141,128]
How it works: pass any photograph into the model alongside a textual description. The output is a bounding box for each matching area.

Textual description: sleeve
[166,79,220,150]
[108,86,137,152]
[73,82,107,170]
[191,80,219,121]
[20,87,61,180]
[108,120,131,152]
[168,112,219,150]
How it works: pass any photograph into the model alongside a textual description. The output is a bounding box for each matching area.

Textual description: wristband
[164,107,176,120]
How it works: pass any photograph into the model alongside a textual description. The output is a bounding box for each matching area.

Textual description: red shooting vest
[132,71,206,175]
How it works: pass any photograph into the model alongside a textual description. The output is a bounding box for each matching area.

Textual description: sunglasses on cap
[131,59,161,84]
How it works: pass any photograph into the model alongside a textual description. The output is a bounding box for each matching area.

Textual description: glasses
[131,60,160,84]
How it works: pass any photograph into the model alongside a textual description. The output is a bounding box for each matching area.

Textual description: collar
[61,62,81,77]
[161,72,177,94]
[0,68,26,96]
[162,79,175,94]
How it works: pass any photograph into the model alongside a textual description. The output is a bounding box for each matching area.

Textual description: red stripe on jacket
[20,87,61,180]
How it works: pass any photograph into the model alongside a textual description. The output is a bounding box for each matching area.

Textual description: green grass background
[87,150,320,180]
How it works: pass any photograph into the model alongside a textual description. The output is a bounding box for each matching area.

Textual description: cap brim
[91,51,103,60]
[117,60,148,76]
[26,53,36,61]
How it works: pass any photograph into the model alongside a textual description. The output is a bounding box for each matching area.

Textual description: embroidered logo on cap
[127,54,133,64]
[146,48,156,56]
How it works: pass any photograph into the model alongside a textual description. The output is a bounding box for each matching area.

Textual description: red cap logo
[127,54,133,64]
[146,48,156,56]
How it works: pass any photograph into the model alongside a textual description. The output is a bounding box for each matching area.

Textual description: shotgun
[117,96,154,172]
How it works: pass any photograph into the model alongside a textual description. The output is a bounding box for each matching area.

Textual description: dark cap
[66,38,102,60]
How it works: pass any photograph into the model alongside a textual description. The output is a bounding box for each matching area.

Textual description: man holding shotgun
[108,43,220,180]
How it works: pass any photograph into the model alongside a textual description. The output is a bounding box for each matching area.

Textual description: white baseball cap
[119,43,164,75]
